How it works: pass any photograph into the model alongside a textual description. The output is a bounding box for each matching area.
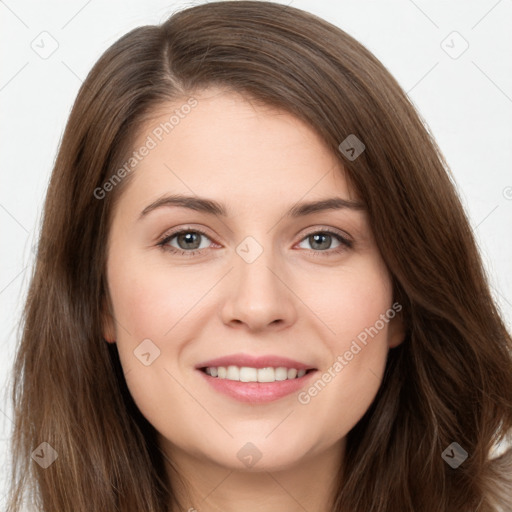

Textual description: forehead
[118,89,358,214]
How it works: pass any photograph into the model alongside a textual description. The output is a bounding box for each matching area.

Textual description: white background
[1,0,511,506]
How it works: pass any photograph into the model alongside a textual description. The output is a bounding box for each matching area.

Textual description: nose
[220,247,297,332]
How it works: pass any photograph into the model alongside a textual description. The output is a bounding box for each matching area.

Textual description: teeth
[240,367,259,382]
[204,365,308,382]
[287,368,298,379]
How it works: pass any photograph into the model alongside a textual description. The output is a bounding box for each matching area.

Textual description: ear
[387,305,406,349]
[101,292,116,343]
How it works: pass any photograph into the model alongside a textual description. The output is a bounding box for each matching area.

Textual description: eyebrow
[138,194,366,220]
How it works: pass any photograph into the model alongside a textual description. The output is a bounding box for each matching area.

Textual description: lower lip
[196,369,318,403]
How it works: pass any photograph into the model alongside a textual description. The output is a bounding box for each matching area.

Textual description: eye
[296,229,352,256]
[157,228,213,256]
[157,227,353,257]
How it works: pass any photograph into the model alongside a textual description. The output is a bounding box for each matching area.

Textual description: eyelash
[156,226,353,258]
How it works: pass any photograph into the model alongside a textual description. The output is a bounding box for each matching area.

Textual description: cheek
[298,318,392,446]
[296,254,394,344]
[332,262,394,385]
[106,255,215,407]
[295,258,393,431]
[108,258,203,341]
[106,261,194,430]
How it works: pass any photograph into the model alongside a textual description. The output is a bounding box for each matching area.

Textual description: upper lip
[195,353,316,371]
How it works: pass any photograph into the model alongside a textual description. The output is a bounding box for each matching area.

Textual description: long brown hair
[7,1,512,510]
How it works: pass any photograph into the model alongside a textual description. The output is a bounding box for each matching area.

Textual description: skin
[102,87,405,512]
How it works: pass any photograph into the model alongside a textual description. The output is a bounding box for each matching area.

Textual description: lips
[197,362,318,403]
[195,353,316,371]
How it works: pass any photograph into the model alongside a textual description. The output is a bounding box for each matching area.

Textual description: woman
[7,1,512,511]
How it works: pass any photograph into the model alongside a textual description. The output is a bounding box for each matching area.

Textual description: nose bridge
[235,233,282,303]
[221,233,296,330]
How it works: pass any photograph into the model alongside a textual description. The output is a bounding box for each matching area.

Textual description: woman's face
[103,87,404,473]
